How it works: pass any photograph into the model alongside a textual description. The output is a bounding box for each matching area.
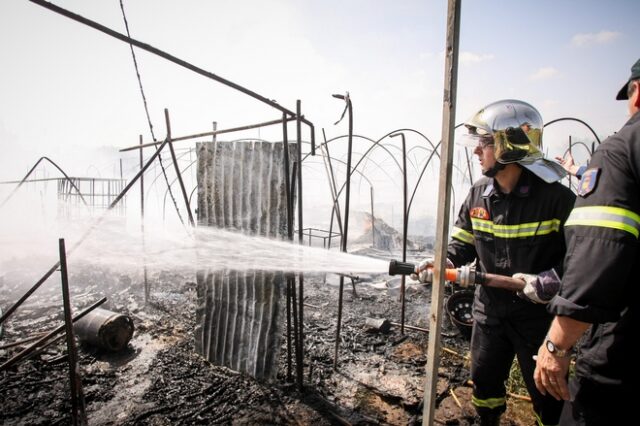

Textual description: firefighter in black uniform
[416,100,575,425]
[534,59,640,425]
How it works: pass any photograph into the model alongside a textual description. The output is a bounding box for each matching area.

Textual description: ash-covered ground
[0,262,534,425]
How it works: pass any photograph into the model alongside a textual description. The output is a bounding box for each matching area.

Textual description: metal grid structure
[57,177,127,216]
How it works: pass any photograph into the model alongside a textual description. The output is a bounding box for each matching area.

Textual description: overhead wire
[118,0,185,226]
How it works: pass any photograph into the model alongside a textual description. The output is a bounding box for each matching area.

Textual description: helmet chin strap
[482,162,506,178]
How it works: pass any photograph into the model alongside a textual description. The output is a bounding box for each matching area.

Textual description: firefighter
[534,58,640,425]
[416,99,575,425]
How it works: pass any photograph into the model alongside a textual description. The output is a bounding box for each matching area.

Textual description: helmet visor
[457,126,494,149]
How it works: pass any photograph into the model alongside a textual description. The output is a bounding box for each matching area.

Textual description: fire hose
[388,260,526,292]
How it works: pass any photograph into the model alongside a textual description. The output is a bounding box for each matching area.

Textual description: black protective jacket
[549,112,640,387]
[448,169,575,325]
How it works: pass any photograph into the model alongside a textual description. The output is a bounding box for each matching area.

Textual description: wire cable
[119,0,185,225]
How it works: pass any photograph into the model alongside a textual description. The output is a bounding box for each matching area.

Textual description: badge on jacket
[470,207,489,219]
[577,168,600,197]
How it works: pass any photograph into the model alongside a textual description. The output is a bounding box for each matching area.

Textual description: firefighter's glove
[411,257,454,284]
[513,269,561,304]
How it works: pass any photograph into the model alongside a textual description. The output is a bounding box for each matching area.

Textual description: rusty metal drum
[74,307,134,351]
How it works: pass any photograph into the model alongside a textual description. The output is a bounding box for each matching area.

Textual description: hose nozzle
[388,260,416,276]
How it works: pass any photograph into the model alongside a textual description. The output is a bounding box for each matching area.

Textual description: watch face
[546,339,555,353]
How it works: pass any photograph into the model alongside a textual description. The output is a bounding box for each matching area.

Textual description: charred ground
[1,265,533,425]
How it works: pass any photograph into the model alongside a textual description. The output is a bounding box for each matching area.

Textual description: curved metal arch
[302,134,403,175]
[302,140,397,190]
[1,156,89,209]
[188,184,198,211]
[145,147,194,202]
[162,157,198,221]
[544,117,601,145]
[302,156,375,188]
[562,141,593,157]
[380,142,430,173]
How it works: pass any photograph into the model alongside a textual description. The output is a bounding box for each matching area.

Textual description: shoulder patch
[577,168,600,197]
[470,207,489,220]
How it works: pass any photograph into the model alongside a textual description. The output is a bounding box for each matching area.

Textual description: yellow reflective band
[470,218,561,238]
[471,395,506,409]
[565,206,640,238]
[452,226,475,245]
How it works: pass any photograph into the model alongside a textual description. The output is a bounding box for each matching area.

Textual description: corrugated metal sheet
[195,141,295,380]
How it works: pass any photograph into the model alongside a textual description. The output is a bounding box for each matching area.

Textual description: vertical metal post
[164,109,195,227]
[370,186,375,248]
[391,132,408,334]
[290,161,301,387]
[296,100,304,391]
[59,238,86,426]
[0,137,171,326]
[212,121,217,142]
[321,129,343,250]
[333,94,353,370]
[282,113,293,382]
[423,0,461,424]
[568,135,573,189]
[139,135,149,303]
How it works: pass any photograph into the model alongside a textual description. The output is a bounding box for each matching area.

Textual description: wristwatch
[545,336,571,357]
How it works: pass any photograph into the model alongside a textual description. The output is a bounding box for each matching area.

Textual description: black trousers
[470,319,564,425]
[560,377,629,425]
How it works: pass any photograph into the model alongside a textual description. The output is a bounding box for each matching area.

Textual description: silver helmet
[459,99,566,183]
[461,99,543,163]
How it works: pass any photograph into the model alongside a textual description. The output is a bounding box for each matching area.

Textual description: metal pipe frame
[390,132,408,334]
[0,136,171,325]
[58,238,86,425]
[544,117,602,145]
[0,156,89,209]
[333,93,353,370]
[120,117,299,152]
[296,100,305,391]
[164,109,195,227]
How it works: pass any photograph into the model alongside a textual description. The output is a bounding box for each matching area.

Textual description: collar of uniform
[482,182,496,198]
[482,168,533,199]
[513,169,533,198]
[625,109,640,127]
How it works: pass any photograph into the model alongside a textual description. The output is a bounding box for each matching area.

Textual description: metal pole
[423,0,461,424]
[391,132,408,334]
[296,100,304,391]
[289,161,301,387]
[164,109,195,227]
[568,135,573,190]
[333,93,353,370]
[320,129,343,249]
[0,138,171,325]
[139,135,149,303]
[121,117,298,152]
[282,114,293,382]
[29,0,299,118]
[59,238,86,425]
[370,186,375,248]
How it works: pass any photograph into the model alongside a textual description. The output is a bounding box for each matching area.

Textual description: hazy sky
[0,0,638,230]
